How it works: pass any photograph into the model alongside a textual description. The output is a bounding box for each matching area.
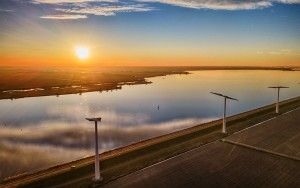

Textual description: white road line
[222,139,300,161]
[104,105,300,186]
[230,106,300,136]
[103,140,218,186]
[143,106,300,172]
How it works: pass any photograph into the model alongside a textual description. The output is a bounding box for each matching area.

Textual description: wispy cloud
[32,0,117,4]
[276,0,300,3]
[56,4,155,16]
[0,140,91,179]
[40,14,88,19]
[0,117,214,150]
[31,0,300,20]
[0,115,214,178]
[138,0,300,10]
[257,49,300,55]
[0,9,15,12]
[33,0,154,19]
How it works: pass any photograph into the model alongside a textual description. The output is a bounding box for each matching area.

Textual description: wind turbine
[86,117,103,182]
[210,92,238,134]
[268,86,289,114]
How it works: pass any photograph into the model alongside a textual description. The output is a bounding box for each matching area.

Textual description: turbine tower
[268,86,289,114]
[210,92,238,134]
[86,117,103,182]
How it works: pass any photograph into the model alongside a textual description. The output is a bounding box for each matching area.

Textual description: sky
[0,0,299,67]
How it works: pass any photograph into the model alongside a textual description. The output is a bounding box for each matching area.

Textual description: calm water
[0,70,299,179]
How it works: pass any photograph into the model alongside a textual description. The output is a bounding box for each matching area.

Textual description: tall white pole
[210,92,238,134]
[268,86,288,114]
[86,117,103,183]
[94,121,101,181]
[276,88,280,114]
[222,97,227,134]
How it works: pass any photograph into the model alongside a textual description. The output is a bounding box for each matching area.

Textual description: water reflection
[0,70,300,179]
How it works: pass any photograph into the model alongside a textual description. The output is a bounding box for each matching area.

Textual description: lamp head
[86,117,102,122]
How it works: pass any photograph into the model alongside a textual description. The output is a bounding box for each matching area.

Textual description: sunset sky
[0,0,299,67]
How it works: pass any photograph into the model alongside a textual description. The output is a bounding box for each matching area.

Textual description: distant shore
[0,66,297,100]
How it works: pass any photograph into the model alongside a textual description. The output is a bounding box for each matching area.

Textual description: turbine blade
[268,86,289,89]
[226,96,239,101]
[210,92,238,101]
[210,92,225,97]
[86,117,102,122]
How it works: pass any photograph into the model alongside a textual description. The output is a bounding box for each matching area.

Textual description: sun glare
[75,46,89,60]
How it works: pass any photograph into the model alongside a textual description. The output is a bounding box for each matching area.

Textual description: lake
[0,70,299,179]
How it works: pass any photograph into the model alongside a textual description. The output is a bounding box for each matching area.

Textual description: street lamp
[210,92,238,134]
[86,117,103,182]
[268,86,289,114]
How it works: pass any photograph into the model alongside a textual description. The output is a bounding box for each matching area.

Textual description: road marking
[104,106,300,186]
[102,140,219,186]
[230,106,300,136]
[222,139,300,162]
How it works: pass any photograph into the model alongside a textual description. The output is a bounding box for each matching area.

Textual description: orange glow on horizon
[0,43,299,67]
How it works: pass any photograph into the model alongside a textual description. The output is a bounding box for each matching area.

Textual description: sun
[75,46,89,60]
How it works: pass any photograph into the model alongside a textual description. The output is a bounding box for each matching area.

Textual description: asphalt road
[226,107,300,158]
[103,108,300,188]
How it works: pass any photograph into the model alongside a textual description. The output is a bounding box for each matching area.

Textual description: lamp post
[268,86,289,114]
[210,92,238,134]
[86,117,103,182]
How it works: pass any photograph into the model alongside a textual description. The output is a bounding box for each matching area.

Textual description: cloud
[137,0,300,10]
[33,0,300,20]
[40,14,88,19]
[32,0,117,4]
[0,117,215,150]
[56,4,153,16]
[0,9,15,12]
[277,0,300,3]
[257,49,300,56]
[33,0,154,19]
[45,105,151,126]
[0,141,91,179]
[56,4,155,16]
[0,116,215,179]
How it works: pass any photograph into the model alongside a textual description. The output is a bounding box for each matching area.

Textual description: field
[0,66,295,99]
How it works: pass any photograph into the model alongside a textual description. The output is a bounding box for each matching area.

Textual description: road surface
[103,108,300,188]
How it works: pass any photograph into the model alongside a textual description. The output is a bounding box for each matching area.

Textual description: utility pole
[86,117,103,182]
[268,86,289,114]
[210,92,238,134]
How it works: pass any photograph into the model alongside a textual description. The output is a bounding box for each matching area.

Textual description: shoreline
[2,95,300,187]
[0,66,297,100]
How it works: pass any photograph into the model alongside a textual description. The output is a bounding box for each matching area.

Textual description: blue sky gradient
[0,0,299,66]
